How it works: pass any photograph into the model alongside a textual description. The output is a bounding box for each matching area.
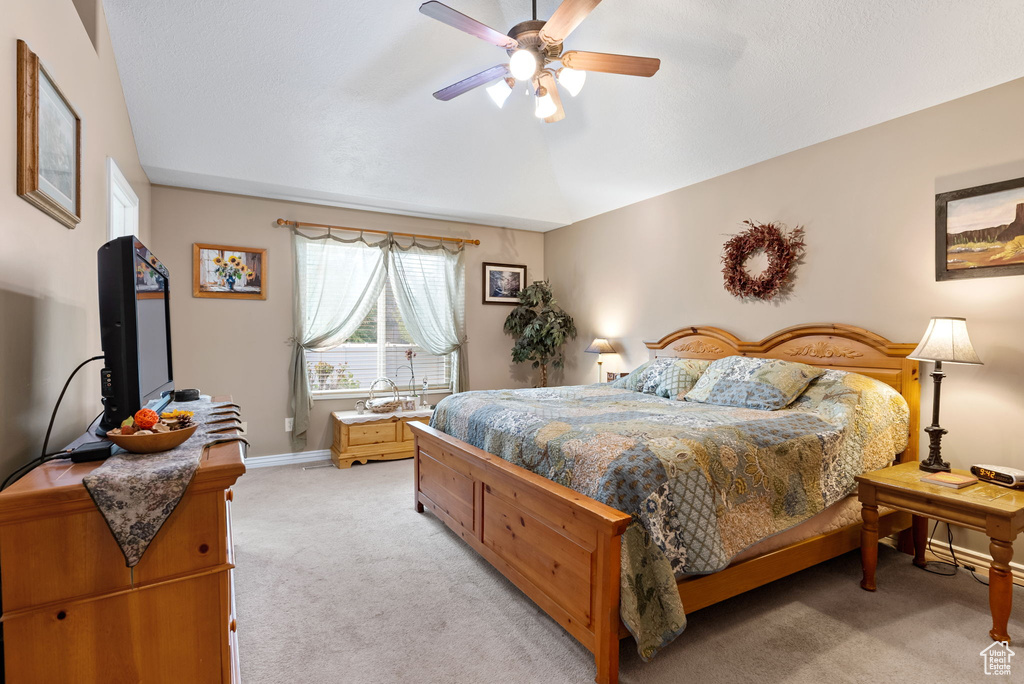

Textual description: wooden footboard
[410,422,631,684]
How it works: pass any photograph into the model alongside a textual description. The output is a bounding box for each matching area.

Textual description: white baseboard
[245,449,331,468]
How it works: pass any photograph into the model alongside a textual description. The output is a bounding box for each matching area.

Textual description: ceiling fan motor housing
[507,20,562,65]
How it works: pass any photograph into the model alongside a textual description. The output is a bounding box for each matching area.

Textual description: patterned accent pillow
[639,358,681,394]
[609,361,652,391]
[683,356,826,410]
[609,358,678,394]
[655,359,712,400]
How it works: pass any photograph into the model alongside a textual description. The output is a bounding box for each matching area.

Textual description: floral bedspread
[430,370,909,659]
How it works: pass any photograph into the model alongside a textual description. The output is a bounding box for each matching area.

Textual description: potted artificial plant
[503,281,577,387]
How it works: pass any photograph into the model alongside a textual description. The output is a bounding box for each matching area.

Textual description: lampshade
[908,317,982,365]
[585,338,615,354]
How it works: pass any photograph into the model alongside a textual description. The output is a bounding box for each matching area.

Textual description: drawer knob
[199,543,210,554]
[57,610,67,621]
[230,619,237,632]
[226,489,234,502]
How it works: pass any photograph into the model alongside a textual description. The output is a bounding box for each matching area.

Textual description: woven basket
[366,377,401,414]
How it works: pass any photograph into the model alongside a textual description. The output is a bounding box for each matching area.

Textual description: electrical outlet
[285,417,294,432]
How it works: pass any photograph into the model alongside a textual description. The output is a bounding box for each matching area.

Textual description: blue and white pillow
[684,356,825,410]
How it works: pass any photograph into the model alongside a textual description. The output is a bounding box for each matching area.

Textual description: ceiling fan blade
[419,2,518,50]
[560,51,661,77]
[539,0,602,45]
[432,64,509,101]
[537,71,565,123]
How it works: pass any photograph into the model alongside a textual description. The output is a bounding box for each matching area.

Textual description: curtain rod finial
[276,218,288,226]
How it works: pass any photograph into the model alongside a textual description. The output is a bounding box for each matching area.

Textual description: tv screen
[98,237,174,432]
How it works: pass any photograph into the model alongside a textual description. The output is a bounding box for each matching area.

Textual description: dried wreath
[721,220,806,300]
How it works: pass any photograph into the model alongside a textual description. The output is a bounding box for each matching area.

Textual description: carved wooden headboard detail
[644,323,920,463]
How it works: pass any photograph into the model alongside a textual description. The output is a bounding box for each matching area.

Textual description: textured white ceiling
[103,0,1024,231]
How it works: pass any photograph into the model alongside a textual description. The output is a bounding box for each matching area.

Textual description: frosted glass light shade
[557,67,586,96]
[486,80,512,108]
[585,338,615,354]
[909,317,982,365]
[509,49,538,80]
[534,91,556,118]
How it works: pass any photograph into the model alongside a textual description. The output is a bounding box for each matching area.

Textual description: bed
[409,324,920,684]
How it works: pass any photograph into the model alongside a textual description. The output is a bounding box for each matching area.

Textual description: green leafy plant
[503,281,576,387]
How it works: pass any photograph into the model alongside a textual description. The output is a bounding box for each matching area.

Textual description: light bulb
[557,67,586,97]
[509,49,538,81]
[534,90,556,119]
[486,79,512,108]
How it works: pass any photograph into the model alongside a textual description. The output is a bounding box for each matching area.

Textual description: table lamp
[585,338,615,383]
[908,317,982,473]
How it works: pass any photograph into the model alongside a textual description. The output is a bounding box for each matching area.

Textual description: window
[107,158,139,240]
[305,248,453,398]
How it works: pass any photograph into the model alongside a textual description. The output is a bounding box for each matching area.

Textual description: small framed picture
[936,176,1024,281]
[193,243,268,300]
[482,262,526,305]
[17,40,81,229]
[607,372,628,382]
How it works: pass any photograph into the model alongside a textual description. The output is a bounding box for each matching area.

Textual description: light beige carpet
[233,460,1021,683]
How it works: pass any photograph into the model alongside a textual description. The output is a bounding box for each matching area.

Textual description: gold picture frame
[17,40,82,229]
[192,243,268,300]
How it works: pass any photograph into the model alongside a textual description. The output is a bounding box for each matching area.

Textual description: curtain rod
[276,219,481,246]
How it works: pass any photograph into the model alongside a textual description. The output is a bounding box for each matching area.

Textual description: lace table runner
[83,398,248,567]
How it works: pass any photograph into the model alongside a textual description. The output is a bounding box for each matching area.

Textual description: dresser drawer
[348,421,399,446]
[401,418,430,442]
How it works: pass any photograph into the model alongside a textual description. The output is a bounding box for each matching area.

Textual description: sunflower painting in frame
[193,243,267,300]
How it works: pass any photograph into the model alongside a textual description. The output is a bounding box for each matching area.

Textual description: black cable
[39,355,104,459]
[922,520,958,576]
[2,356,104,492]
[918,520,992,586]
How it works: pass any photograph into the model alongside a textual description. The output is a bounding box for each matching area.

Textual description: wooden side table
[857,462,1024,643]
[330,409,433,469]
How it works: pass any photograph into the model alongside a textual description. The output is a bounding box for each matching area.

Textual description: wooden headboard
[644,323,920,463]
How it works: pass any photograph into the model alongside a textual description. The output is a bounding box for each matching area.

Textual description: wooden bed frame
[410,324,920,684]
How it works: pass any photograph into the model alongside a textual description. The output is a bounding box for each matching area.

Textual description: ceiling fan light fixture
[509,49,538,80]
[556,66,586,97]
[534,87,557,119]
[485,78,513,108]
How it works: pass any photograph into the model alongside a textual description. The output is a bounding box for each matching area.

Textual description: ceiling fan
[420,0,660,122]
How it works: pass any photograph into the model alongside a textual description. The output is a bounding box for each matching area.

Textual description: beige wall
[545,78,1024,557]
[0,0,151,478]
[149,186,544,457]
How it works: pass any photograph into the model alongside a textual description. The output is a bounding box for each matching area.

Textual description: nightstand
[330,409,433,469]
[857,461,1024,643]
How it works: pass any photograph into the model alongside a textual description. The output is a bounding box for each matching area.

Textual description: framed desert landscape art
[17,40,81,229]
[482,262,526,304]
[937,176,1024,281]
[193,243,267,300]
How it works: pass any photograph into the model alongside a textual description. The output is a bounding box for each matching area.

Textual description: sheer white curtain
[290,230,389,447]
[388,241,468,392]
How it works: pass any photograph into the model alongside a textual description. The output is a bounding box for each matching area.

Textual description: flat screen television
[97,236,174,433]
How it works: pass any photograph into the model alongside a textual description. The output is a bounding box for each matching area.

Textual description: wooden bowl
[106,425,198,454]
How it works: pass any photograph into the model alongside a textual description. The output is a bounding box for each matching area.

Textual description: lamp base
[919,424,950,473]
[919,459,951,474]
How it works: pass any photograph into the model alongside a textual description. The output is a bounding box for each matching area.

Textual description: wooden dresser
[0,408,246,683]
[330,409,432,468]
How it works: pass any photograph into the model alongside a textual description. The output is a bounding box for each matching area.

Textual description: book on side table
[920,471,978,489]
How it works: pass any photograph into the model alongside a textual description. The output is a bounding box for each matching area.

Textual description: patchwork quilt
[430,369,909,659]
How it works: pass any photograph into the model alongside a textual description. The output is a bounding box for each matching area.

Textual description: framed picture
[482,262,526,305]
[192,243,268,300]
[936,176,1024,281]
[17,40,81,229]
